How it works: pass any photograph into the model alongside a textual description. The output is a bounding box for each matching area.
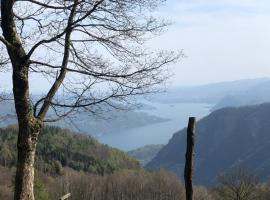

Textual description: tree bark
[14,125,40,200]
[12,65,43,200]
[184,117,196,200]
[1,1,76,199]
[1,1,43,199]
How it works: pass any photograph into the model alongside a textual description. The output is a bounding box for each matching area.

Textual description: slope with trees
[0,125,140,175]
[147,103,270,185]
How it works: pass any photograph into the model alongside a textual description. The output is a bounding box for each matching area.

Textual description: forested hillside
[0,126,189,200]
[0,125,140,175]
[147,103,270,185]
[1,127,270,200]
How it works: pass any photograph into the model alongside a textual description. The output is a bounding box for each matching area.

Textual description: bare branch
[0,36,14,48]
[17,0,76,10]
[2,0,181,122]
[37,0,79,119]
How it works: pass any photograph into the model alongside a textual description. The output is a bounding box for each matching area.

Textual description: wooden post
[184,117,196,200]
[59,193,71,200]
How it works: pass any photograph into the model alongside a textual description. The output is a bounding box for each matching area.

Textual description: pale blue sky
[2,0,270,92]
[152,0,270,86]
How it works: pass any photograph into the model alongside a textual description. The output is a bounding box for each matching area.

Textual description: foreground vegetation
[0,166,211,200]
[2,166,270,200]
[1,126,270,200]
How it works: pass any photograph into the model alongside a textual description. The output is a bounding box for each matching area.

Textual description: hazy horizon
[2,0,270,92]
[153,0,270,86]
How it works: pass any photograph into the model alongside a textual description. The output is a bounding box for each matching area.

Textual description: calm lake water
[97,102,212,151]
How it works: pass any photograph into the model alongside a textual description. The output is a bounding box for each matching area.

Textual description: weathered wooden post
[184,117,196,200]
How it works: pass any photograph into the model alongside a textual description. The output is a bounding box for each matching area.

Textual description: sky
[151,0,270,86]
[2,0,270,92]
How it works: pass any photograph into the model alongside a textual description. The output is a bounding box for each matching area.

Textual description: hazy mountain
[127,144,164,166]
[56,110,169,137]
[212,80,270,110]
[0,100,169,136]
[147,103,270,185]
[152,78,270,104]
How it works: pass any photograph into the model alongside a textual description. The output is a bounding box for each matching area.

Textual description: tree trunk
[1,1,42,199]
[14,138,34,200]
[12,63,42,200]
[184,117,196,200]
[14,122,41,200]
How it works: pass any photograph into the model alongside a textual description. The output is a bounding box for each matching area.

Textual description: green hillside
[0,125,140,175]
[128,144,164,166]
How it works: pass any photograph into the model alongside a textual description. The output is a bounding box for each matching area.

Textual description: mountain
[152,78,270,104]
[127,144,164,166]
[147,103,270,185]
[212,80,270,110]
[0,125,140,175]
[0,100,169,137]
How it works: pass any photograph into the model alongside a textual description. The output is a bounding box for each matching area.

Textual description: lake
[97,102,212,151]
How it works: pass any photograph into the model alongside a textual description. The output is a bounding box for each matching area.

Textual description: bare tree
[214,167,259,200]
[0,0,180,199]
[193,186,214,200]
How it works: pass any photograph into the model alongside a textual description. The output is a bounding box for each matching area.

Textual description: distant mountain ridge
[127,144,164,166]
[153,78,270,104]
[147,103,270,185]
[212,80,270,110]
[0,100,169,137]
